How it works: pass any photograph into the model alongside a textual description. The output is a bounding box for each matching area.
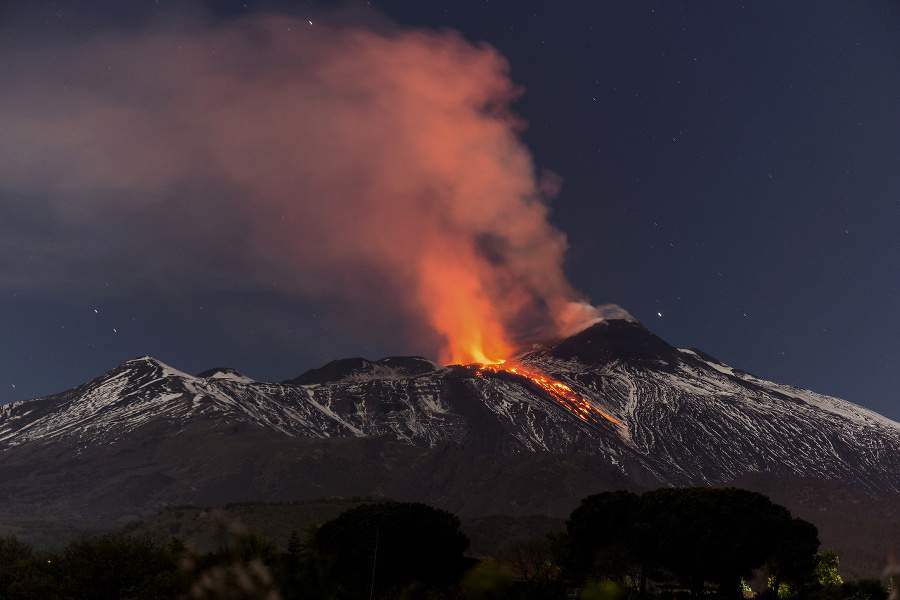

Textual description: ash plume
[0,9,619,362]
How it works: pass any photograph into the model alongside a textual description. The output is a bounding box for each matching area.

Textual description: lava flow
[472,360,627,434]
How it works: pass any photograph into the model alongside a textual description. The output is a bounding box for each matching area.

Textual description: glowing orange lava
[470,359,627,434]
[419,245,624,433]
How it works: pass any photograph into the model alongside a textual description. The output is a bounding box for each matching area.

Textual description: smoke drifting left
[0,10,622,364]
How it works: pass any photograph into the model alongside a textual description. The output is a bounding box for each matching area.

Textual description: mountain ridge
[1,318,899,518]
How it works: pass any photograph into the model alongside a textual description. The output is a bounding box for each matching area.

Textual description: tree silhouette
[0,536,49,600]
[567,487,816,600]
[49,531,181,600]
[567,490,645,589]
[767,518,822,598]
[309,501,469,599]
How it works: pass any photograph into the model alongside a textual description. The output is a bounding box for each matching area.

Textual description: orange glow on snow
[417,247,624,431]
[470,359,626,433]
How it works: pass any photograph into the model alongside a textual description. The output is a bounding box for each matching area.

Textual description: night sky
[2,1,899,423]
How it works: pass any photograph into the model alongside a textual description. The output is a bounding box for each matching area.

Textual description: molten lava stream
[474,361,628,436]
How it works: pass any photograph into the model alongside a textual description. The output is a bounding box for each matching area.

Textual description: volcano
[1,319,899,521]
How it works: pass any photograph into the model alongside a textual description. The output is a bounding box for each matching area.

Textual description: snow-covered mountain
[2,319,899,503]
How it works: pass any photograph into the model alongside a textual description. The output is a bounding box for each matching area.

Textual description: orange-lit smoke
[0,12,615,364]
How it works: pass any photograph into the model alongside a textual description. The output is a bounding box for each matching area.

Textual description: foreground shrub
[309,501,470,599]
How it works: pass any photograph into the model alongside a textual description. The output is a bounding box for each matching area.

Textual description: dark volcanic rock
[288,357,380,385]
[374,356,442,377]
[2,319,900,524]
[288,356,441,385]
[539,319,688,369]
[197,367,249,379]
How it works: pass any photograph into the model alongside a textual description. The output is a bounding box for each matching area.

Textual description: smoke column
[0,12,626,364]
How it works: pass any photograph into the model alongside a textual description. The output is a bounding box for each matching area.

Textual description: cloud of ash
[0,12,619,362]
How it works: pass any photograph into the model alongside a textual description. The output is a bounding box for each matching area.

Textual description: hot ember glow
[470,359,627,435]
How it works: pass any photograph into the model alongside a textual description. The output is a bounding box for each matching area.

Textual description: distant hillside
[3,476,895,583]
[120,499,567,560]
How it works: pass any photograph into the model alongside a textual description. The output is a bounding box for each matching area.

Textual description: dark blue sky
[1,0,898,422]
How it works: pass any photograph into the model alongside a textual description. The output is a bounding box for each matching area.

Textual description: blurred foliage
[460,561,512,600]
[769,550,856,600]
[580,580,626,600]
[815,551,844,587]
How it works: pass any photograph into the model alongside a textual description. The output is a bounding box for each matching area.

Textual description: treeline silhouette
[0,489,891,600]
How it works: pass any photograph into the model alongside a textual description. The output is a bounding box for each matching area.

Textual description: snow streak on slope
[517,320,900,496]
[0,356,460,449]
[2,321,899,497]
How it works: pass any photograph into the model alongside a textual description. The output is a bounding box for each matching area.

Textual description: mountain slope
[520,320,900,496]
[1,319,899,514]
